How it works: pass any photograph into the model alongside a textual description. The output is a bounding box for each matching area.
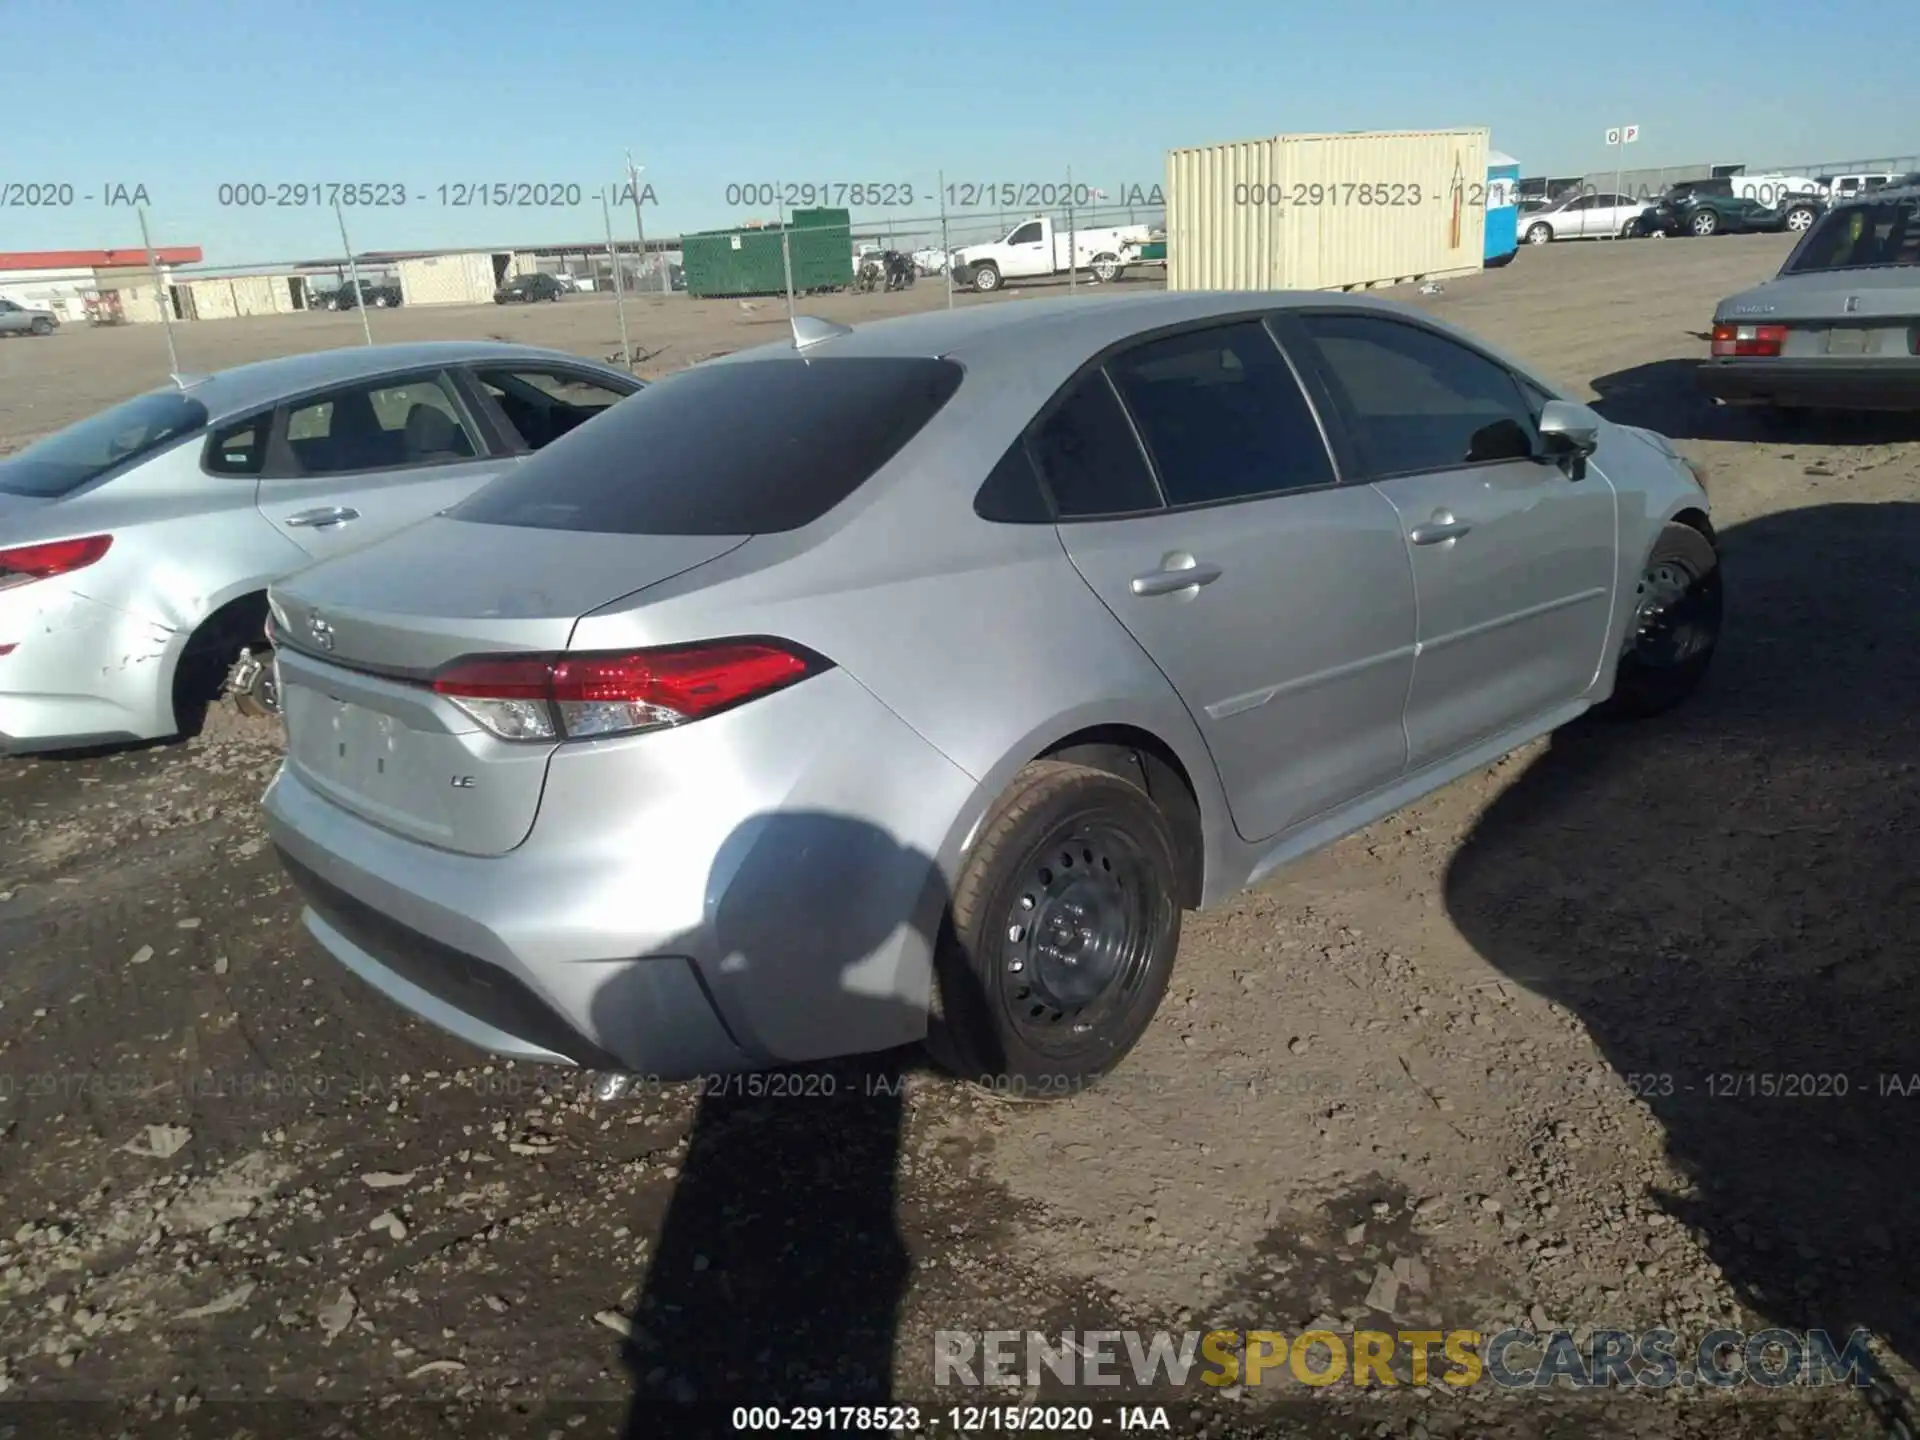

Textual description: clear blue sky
[5,0,1914,264]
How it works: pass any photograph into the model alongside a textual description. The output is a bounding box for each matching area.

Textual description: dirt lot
[3,239,1919,1439]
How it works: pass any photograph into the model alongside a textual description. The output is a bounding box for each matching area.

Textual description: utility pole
[626,151,663,293]
[602,191,632,369]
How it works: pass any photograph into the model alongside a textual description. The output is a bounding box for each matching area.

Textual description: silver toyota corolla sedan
[262,292,1719,1091]
[0,342,642,753]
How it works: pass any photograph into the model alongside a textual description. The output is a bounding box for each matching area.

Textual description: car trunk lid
[271,516,749,856]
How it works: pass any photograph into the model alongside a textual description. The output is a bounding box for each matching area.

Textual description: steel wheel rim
[1001,820,1159,1055]
[1630,557,1715,669]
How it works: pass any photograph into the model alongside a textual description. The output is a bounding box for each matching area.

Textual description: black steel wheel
[1601,522,1722,719]
[926,760,1183,1095]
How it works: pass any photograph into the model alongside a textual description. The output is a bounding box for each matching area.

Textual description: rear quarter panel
[563,379,1240,899]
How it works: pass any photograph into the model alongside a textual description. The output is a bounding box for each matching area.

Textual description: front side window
[279,374,477,476]
[1106,321,1336,506]
[1301,313,1540,477]
[472,367,636,451]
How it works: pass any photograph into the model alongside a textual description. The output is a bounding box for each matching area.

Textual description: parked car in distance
[1520,190,1646,244]
[495,273,568,304]
[260,292,1718,1094]
[950,214,1153,292]
[0,342,643,754]
[1817,172,1904,203]
[1699,182,1920,414]
[1631,180,1822,238]
[331,279,402,310]
[0,298,60,336]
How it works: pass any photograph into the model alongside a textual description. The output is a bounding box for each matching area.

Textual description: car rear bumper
[1698,357,1920,410]
[262,666,980,1078]
[0,580,175,753]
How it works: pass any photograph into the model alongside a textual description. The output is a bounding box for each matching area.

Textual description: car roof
[703,289,1545,388]
[160,341,620,420]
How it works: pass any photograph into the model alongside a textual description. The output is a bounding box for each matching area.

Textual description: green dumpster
[681,208,854,298]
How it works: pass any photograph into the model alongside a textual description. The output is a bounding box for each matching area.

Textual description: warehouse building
[0,246,204,322]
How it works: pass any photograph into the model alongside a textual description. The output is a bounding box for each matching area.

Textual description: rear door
[1286,309,1617,772]
[253,369,517,561]
[1046,318,1417,844]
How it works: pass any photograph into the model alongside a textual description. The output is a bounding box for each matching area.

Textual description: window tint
[1107,321,1335,506]
[1788,197,1920,272]
[1302,313,1540,476]
[1008,222,1043,244]
[473,367,634,451]
[451,357,963,536]
[974,440,1052,523]
[1029,372,1161,520]
[0,389,208,498]
[281,374,476,475]
[207,416,267,476]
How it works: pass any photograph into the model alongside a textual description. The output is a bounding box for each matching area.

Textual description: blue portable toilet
[1485,150,1520,268]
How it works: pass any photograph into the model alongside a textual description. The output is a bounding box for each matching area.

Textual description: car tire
[925,759,1184,1095]
[1600,522,1722,720]
[1090,252,1123,283]
[1783,205,1817,232]
[1526,222,1553,245]
[29,317,53,335]
[971,262,1002,292]
[1690,210,1719,237]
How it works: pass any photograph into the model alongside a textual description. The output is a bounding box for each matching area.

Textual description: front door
[1001,220,1052,278]
[1288,310,1618,771]
[252,370,515,561]
[1041,319,1417,843]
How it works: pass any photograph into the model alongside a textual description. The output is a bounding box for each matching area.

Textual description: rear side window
[1106,321,1336,506]
[0,390,208,497]
[1029,372,1162,520]
[207,416,267,476]
[1788,197,1920,273]
[451,357,963,536]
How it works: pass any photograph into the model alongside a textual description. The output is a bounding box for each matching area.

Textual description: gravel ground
[2,238,1918,1439]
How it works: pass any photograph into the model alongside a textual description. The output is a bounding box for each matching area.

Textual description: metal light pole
[135,205,180,374]
[333,201,374,346]
[1067,164,1077,292]
[626,152,663,293]
[939,169,953,310]
[602,192,632,369]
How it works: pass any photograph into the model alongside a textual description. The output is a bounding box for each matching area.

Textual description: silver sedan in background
[0,342,641,753]
[262,292,1719,1092]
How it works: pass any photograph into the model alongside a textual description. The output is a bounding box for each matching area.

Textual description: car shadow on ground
[1445,503,1920,1409]
[590,810,1002,1437]
[1590,358,1920,445]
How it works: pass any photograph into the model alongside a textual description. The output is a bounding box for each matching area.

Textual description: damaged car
[0,342,642,754]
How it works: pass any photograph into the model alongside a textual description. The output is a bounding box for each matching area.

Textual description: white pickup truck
[950,214,1154,292]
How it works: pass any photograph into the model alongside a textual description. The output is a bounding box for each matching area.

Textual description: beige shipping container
[397,252,499,306]
[183,279,240,321]
[1167,128,1490,293]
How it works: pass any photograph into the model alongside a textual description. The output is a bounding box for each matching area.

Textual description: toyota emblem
[308,612,335,651]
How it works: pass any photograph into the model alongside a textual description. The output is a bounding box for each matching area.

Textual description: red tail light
[0,535,113,591]
[1710,322,1786,358]
[429,640,827,742]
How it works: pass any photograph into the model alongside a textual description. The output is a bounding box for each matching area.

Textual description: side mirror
[1536,399,1601,480]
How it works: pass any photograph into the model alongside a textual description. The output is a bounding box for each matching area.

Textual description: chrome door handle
[1131,560,1222,597]
[284,506,361,528]
[1410,511,1472,545]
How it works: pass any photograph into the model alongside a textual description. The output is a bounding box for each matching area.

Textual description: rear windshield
[1787,197,1920,273]
[0,390,209,498]
[450,356,965,535]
